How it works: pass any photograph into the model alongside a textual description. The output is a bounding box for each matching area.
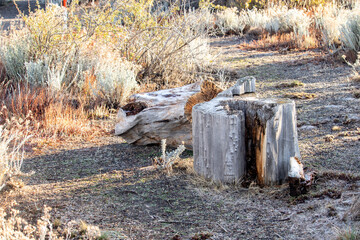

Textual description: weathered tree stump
[192,99,246,183]
[193,78,301,186]
[115,81,222,148]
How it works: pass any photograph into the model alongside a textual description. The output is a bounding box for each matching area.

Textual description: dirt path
[1,37,359,239]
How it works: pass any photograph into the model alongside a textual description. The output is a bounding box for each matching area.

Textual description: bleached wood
[193,98,246,183]
[115,82,201,148]
[218,76,256,98]
[240,97,301,186]
[193,95,301,186]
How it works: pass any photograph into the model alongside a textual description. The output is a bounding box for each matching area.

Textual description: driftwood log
[115,81,222,148]
[193,77,301,186]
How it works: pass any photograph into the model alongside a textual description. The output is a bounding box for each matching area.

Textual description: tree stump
[192,78,301,186]
[193,98,246,183]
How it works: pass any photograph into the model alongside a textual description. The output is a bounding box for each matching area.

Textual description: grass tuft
[284,92,317,99]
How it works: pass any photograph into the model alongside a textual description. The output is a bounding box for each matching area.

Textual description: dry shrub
[0,203,103,239]
[153,139,186,175]
[0,1,215,111]
[314,3,359,49]
[0,124,30,192]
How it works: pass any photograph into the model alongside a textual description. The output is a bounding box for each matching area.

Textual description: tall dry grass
[212,1,359,51]
[0,118,31,192]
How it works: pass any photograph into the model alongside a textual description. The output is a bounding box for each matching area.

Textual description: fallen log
[115,81,222,148]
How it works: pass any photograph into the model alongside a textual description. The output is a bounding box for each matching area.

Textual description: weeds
[153,139,186,175]
[335,227,360,240]
[0,203,104,239]
[0,123,31,191]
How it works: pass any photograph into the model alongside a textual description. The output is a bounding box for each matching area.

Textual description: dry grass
[284,92,317,99]
[276,80,305,88]
[172,157,196,175]
[240,32,320,51]
[353,90,360,98]
[335,227,360,240]
[0,83,51,122]
[42,102,98,139]
[0,83,109,150]
[343,196,360,221]
[0,202,104,240]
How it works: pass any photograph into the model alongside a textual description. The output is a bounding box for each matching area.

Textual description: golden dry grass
[240,32,320,51]
[0,83,108,144]
[284,92,317,99]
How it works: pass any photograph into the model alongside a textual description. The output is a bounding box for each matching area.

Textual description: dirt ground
[0,3,359,239]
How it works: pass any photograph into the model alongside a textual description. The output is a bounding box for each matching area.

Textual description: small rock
[324,135,335,142]
[332,126,342,131]
[343,49,358,64]
[333,118,341,123]
[299,125,317,131]
[344,114,360,124]
[339,132,350,137]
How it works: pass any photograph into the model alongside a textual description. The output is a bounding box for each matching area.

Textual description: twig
[217,223,228,233]
[276,217,290,221]
[274,232,284,239]
[158,220,195,225]
[119,190,138,195]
